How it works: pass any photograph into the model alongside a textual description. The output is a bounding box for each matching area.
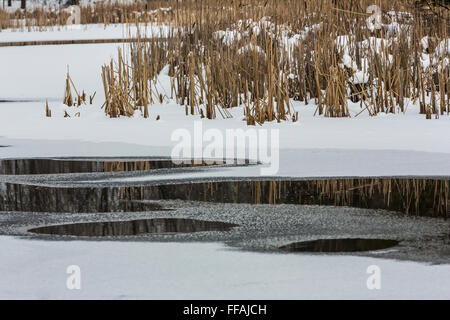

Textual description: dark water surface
[0,158,225,175]
[28,218,238,237]
[280,238,399,253]
[0,158,448,217]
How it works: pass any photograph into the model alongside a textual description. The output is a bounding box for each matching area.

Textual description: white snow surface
[0,23,172,42]
[1,236,450,299]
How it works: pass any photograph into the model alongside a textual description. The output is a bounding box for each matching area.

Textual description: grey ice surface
[1,200,450,264]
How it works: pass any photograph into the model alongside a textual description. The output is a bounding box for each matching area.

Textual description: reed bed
[101,37,171,118]
[95,0,448,123]
[3,0,448,122]
[0,1,175,31]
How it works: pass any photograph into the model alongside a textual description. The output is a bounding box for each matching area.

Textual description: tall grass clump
[87,0,449,123]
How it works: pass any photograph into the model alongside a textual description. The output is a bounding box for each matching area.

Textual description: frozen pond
[0,11,449,300]
[0,157,449,265]
[1,158,449,298]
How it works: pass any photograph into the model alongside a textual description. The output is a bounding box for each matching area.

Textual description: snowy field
[1,236,450,300]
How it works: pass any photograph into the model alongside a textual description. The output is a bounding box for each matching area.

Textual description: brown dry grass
[5,1,446,122]
[97,0,448,122]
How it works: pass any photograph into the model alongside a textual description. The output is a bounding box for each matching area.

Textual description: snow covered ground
[1,236,450,299]
[1,25,450,300]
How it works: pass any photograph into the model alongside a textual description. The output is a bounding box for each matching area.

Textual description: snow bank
[1,236,450,299]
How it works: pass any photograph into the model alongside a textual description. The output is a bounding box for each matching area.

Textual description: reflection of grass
[1,174,448,216]
[247,179,449,217]
[120,178,449,217]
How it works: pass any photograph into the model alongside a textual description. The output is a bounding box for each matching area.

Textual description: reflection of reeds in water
[1,177,448,216]
[119,178,449,217]
[103,161,152,173]
[102,159,221,173]
[311,178,449,216]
